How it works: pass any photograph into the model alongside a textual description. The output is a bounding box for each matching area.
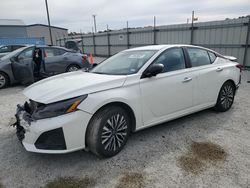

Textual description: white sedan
[13,45,241,157]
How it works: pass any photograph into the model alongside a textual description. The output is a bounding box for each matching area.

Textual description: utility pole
[126,21,130,49]
[45,0,53,45]
[190,10,194,44]
[92,14,97,33]
[153,16,156,45]
[190,11,198,44]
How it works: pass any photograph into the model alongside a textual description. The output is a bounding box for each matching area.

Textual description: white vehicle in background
[13,45,241,158]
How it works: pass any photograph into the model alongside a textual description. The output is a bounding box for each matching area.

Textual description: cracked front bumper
[14,105,92,154]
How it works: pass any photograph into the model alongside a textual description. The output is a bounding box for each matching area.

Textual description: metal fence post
[126,21,130,49]
[243,16,250,67]
[93,32,96,55]
[153,16,157,45]
[81,35,84,54]
[107,26,111,57]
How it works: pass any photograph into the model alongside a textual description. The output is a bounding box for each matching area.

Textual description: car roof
[36,45,70,51]
[124,44,213,51]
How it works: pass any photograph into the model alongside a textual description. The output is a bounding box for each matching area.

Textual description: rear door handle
[182,77,192,83]
[216,67,223,72]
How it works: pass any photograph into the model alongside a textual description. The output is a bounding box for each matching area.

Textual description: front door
[11,47,34,84]
[140,47,194,127]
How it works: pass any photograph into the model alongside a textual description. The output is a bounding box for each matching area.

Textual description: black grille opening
[35,128,66,150]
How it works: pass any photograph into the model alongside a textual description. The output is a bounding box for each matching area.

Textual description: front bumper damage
[12,101,92,154]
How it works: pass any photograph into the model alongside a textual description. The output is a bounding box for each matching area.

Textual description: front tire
[215,81,235,112]
[86,106,131,158]
[66,64,80,72]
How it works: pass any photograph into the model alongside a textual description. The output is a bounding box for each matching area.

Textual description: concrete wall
[26,25,68,46]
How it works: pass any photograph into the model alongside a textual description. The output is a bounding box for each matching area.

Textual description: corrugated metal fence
[57,17,250,67]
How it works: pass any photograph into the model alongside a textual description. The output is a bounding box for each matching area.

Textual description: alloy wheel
[101,114,128,152]
[0,74,6,88]
[68,66,79,72]
[220,84,234,109]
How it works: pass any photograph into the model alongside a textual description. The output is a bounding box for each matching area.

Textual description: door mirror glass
[144,64,164,77]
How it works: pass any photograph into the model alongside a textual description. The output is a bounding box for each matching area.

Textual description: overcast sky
[1,0,250,33]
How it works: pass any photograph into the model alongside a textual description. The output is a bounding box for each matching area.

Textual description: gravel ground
[0,69,250,188]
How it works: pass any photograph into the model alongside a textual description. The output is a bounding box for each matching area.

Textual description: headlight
[32,95,87,120]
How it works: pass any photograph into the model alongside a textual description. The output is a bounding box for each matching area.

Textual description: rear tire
[66,64,80,72]
[86,106,131,158]
[0,72,9,89]
[214,81,235,112]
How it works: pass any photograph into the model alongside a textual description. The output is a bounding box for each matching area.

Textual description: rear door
[185,47,223,106]
[44,47,67,74]
[11,47,34,84]
[140,47,194,127]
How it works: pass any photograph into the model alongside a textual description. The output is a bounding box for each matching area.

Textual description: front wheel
[0,72,9,89]
[66,64,80,72]
[214,81,235,112]
[86,106,131,158]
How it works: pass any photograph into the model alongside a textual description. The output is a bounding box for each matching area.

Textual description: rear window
[187,48,211,67]
[208,51,217,63]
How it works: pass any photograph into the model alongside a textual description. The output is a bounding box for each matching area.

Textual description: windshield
[91,50,157,75]
[0,47,27,60]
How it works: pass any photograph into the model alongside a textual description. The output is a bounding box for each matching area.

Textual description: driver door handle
[216,67,223,72]
[182,77,192,83]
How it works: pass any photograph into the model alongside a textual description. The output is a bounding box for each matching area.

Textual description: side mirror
[17,56,24,61]
[143,64,164,78]
[10,56,18,62]
[92,63,98,68]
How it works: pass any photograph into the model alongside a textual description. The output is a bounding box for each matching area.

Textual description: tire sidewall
[0,72,8,89]
[67,64,80,72]
[95,107,131,157]
[216,82,235,112]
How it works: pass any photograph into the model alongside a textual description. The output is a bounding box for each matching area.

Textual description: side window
[154,48,186,73]
[44,48,56,57]
[0,46,11,53]
[12,45,23,51]
[55,49,66,56]
[187,48,211,67]
[18,48,33,60]
[208,51,217,63]
[44,48,65,57]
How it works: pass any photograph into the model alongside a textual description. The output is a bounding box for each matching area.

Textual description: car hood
[23,71,127,104]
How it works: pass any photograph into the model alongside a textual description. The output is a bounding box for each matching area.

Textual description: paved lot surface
[0,70,250,188]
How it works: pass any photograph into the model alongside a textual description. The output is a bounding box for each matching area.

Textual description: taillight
[236,64,243,72]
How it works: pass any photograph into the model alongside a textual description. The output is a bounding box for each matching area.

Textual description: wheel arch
[223,79,237,91]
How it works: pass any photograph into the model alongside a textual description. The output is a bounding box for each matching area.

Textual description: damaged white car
[13,45,241,157]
